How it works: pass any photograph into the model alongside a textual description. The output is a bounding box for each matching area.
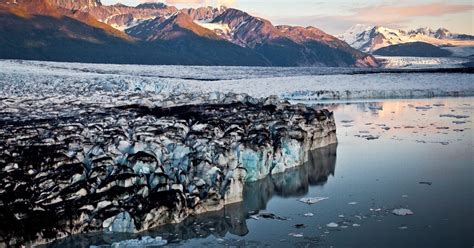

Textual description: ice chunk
[250,215,259,220]
[303,212,314,217]
[326,222,339,228]
[108,236,167,248]
[288,233,304,238]
[415,106,432,110]
[299,197,329,204]
[392,208,414,216]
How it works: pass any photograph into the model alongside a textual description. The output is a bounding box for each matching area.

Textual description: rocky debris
[341,120,354,123]
[419,181,433,186]
[294,224,306,229]
[368,106,383,111]
[363,135,380,140]
[0,92,337,246]
[440,114,469,119]
[250,212,288,221]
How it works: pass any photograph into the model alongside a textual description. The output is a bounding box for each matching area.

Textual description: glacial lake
[45,97,474,248]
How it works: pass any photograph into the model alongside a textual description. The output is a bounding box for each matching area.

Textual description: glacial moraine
[0,93,336,246]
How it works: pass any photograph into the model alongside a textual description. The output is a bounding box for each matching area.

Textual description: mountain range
[0,0,378,67]
[339,25,474,54]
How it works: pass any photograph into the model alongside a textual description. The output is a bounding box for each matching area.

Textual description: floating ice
[108,236,167,248]
[299,197,329,205]
[326,222,339,228]
[252,212,288,220]
[348,202,358,205]
[303,213,314,217]
[392,208,414,216]
[288,233,304,238]
[249,215,259,220]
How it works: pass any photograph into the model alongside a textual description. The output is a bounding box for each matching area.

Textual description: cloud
[272,2,473,34]
[350,2,473,24]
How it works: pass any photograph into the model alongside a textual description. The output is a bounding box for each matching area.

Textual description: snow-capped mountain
[339,25,474,53]
[0,0,378,67]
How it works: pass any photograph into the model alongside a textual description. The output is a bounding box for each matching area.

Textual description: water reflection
[244,144,336,213]
[46,144,337,247]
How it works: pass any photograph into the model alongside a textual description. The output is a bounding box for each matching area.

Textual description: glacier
[1,60,472,102]
[0,60,474,102]
[0,92,336,245]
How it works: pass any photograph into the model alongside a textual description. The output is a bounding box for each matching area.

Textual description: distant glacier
[1,59,473,102]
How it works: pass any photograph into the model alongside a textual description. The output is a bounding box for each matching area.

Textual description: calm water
[47,97,474,248]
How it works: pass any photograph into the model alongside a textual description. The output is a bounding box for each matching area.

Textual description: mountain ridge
[339,25,474,53]
[0,0,378,67]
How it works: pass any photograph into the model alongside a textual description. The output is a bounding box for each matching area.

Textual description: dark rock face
[0,93,337,246]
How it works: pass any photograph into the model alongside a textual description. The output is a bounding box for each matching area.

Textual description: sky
[101,0,474,35]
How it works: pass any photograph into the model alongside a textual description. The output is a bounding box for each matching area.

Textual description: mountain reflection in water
[46,144,337,247]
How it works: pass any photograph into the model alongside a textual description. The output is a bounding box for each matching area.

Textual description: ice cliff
[0,92,336,245]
